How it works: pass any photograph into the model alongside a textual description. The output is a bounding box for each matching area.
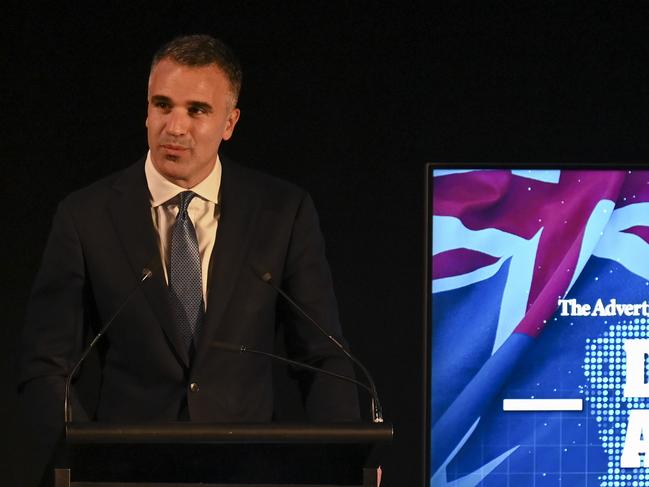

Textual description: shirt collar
[144,151,221,207]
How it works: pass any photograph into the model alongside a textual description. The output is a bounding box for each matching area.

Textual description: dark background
[8,1,649,486]
[3,2,429,486]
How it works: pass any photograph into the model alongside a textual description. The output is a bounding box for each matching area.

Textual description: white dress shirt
[144,151,221,308]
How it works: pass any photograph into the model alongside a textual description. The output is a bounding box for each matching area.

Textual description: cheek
[146,112,164,132]
[196,124,225,145]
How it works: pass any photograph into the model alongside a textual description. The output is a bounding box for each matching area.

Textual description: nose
[165,109,189,136]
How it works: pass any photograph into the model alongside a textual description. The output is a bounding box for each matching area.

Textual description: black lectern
[55,422,392,487]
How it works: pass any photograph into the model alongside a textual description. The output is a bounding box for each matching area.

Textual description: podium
[54,422,392,487]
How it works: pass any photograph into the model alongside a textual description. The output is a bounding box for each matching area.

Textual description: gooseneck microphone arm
[64,268,153,424]
[211,341,374,397]
[257,271,384,423]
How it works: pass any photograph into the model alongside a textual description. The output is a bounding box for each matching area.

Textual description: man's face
[146,58,240,188]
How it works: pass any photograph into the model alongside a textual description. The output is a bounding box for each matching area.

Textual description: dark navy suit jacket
[19,157,359,465]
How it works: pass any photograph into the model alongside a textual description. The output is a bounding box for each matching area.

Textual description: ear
[222,108,241,141]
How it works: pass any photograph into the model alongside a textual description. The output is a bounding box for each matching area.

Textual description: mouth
[161,144,189,152]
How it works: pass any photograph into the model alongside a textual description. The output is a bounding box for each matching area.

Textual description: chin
[155,160,187,180]
[163,154,181,162]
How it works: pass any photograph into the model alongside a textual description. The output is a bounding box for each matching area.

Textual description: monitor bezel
[423,161,649,485]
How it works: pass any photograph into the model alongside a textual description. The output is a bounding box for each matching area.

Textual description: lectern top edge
[65,422,394,445]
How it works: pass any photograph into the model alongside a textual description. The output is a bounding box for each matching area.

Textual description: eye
[153,101,171,111]
[188,105,207,116]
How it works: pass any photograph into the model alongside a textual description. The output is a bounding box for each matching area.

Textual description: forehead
[148,58,232,103]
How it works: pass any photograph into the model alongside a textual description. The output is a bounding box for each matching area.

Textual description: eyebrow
[150,95,172,104]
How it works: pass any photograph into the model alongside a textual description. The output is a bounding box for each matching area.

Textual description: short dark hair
[151,34,242,106]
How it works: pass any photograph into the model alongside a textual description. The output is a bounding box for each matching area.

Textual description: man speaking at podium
[18,34,359,483]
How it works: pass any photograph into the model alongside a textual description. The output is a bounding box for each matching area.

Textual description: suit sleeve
[18,200,91,482]
[279,192,361,422]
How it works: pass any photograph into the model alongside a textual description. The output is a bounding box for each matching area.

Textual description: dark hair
[151,34,242,106]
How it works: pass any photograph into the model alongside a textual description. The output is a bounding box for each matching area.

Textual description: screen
[428,166,649,487]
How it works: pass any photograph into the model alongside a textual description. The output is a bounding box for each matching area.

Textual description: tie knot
[178,191,196,215]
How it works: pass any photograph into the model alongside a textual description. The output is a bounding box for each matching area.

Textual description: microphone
[64,267,154,424]
[256,270,383,423]
[211,341,375,397]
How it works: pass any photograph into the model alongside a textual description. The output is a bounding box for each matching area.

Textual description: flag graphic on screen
[431,169,649,487]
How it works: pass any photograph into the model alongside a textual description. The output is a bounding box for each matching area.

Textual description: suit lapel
[192,160,260,370]
[108,160,190,368]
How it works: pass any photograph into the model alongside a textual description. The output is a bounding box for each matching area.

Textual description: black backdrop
[9,2,649,486]
[4,2,429,486]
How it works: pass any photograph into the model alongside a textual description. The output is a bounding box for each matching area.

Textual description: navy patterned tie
[169,191,204,353]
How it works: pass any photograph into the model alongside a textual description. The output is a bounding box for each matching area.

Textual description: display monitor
[426,164,649,486]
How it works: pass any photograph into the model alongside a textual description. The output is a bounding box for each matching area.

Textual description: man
[19,34,359,483]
